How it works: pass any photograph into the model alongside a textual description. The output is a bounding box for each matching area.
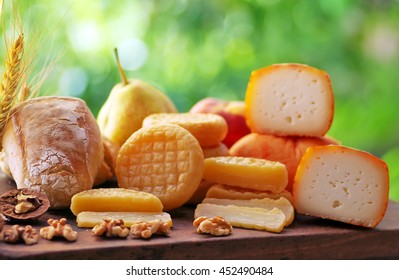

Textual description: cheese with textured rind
[76,211,172,228]
[194,203,286,233]
[293,145,389,228]
[245,63,334,137]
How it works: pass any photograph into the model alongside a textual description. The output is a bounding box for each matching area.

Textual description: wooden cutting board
[1,188,399,259]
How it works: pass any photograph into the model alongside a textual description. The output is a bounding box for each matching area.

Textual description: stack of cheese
[230,63,338,192]
[196,155,295,232]
[227,63,389,228]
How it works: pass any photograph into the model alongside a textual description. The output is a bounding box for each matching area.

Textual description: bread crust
[2,96,103,208]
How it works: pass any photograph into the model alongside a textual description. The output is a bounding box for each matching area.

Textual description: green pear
[97,48,177,146]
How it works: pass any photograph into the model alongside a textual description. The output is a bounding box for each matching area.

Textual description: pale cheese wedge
[194,203,286,233]
[293,145,389,228]
[245,63,334,137]
[76,211,172,228]
[202,197,294,226]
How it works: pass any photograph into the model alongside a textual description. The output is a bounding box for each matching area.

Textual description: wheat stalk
[0,33,24,149]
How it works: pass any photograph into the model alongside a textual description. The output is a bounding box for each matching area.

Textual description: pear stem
[114,48,128,85]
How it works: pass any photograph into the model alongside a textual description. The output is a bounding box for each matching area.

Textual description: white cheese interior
[295,148,388,227]
[250,67,332,135]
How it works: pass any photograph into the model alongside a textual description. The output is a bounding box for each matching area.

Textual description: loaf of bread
[293,145,389,228]
[1,96,103,208]
[245,63,334,137]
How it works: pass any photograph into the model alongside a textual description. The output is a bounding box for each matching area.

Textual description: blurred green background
[2,0,399,200]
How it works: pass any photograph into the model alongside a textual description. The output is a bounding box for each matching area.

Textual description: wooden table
[1,198,399,260]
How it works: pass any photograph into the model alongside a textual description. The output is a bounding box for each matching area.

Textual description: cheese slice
[205,183,294,204]
[194,203,286,233]
[202,197,294,226]
[293,145,389,228]
[70,188,163,216]
[76,211,172,228]
[203,156,288,193]
[245,63,334,137]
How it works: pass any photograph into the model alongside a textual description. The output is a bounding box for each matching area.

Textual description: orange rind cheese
[203,156,288,193]
[142,113,227,147]
[245,63,334,137]
[70,188,163,216]
[229,133,339,192]
[116,124,204,211]
[293,145,389,228]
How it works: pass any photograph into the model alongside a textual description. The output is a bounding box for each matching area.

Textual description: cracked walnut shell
[0,189,50,221]
[193,216,232,236]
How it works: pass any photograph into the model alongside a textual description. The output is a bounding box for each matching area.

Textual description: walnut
[0,189,50,221]
[130,220,171,239]
[92,218,129,238]
[193,216,232,236]
[40,218,78,242]
[0,224,39,245]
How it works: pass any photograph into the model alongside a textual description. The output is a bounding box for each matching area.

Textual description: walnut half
[40,218,78,242]
[0,189,50,221]
[193,216,232,236]
[0,224,39,245]
[92,218,129,238]
[130,220,171,239]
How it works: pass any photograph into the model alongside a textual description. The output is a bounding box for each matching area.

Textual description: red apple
[189,98,251,147]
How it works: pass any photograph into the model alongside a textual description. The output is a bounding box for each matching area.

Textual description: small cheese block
[245,63,334,137]
[194,203,286,233]
[293,145,389,228]
[76,211,172,228]
[202,197,294,226]
[70,188,163,216]
[229,133,339,192]
[203,156,288,193]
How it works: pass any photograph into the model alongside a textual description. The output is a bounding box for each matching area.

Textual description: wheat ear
[0,33,24,148]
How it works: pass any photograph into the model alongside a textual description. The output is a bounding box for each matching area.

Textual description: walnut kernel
[92,218,129,238]
[40,218,77,242]
[0,224,39,245]
[193,216,232,236]
[130,220,171,239]
[14,192,41,214]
